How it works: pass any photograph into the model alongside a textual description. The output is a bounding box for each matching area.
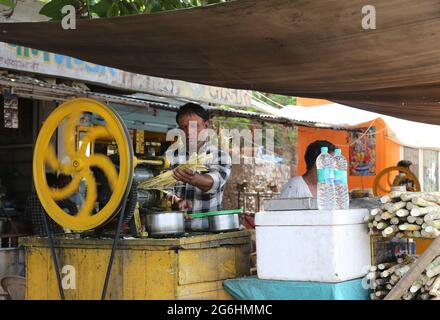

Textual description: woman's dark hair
[304,140,336,171]
[397,160,413,168]
[176,103,209,123]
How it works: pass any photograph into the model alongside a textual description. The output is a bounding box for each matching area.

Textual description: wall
[297,118,401,191]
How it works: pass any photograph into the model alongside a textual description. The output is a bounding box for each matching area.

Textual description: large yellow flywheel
[373,166,421,196]
[33,98,133,231]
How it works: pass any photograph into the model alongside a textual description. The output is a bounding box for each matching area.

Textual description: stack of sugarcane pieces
[367,191,440,239]
[368,254,440,300]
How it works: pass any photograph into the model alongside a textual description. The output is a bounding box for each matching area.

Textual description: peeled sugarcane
[377,222,389,230]
[401,192,440,203]
[384,202,407,213]
[412,197,439,208]
[396,209,410,218]
[383,225,398,237]
[390,217,400,225]
[429,276,440,296]
[412,205,440,217]
[407,216,417,224]
[426,220,440,229]
[399,224,421,231]
[381,211,396,220]
[371,208,383,216]
[424,212,440,222]
[416,218,425,225]
[138,153,213,191]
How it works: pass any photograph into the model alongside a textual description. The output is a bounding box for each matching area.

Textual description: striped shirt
[165,142,232,213]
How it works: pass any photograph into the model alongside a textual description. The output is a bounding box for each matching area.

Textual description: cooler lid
[255,209,369,226]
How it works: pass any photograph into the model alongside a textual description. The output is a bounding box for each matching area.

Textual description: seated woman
[280,140,336,198]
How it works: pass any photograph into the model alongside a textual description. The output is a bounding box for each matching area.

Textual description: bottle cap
[321,147,328,152]
[335,149,342,154]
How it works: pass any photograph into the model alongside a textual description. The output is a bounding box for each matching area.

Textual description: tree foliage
[38,0,229,20]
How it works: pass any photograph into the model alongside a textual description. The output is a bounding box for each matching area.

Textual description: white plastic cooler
[255,207,371,282]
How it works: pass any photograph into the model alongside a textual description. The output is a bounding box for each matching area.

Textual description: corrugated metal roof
[0,72,320,127]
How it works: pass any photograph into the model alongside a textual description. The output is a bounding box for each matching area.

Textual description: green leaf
[106,2,120,16]
[39,0,77,20]
[91,0,113,17]
[0,0,16,8]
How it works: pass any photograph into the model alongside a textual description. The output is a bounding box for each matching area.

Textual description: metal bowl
[145,211,185,237]
[185,216,210,232]
[208,214,240,232]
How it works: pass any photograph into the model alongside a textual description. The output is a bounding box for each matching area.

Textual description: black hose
[101,185,131,300]
[41,209,65,300]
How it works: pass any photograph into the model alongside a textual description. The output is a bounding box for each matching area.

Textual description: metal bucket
[208,214,240,232]
[145,211,185,237]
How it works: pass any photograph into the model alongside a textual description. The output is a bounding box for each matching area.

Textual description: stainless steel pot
[145,211,185,237]
[208,214,240,232]
[185,216,209,232]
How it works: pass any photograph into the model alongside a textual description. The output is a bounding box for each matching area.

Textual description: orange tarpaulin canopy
[1,0,440,124]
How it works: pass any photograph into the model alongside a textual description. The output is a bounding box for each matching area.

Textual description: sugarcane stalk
[421,229,436,238]
[395,265,412,277]
[381,211,396,220]
[412,197,439,208]
[426,220,440,229]
[427,265,440,278]
[383,225,398,237]
[407,216,417,224]
[396,209,410,218]
[413,231,422,238]
[384,202,407,213]
[375,214,383,222]
[416,218,425,225]
[424,226,440,237]
[403,291,416,300]
[371,208,383,216]
[389,217,400,225]
[424,212,440,222]
[429,276,440,296]
[377,222,389,230]
[380,195,392,204]
[399,224,421,231]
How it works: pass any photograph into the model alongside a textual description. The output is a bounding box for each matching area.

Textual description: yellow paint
[33,98,133,231]
[22,230,251,300]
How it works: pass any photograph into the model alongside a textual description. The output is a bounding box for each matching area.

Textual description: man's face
[177,113,209,147]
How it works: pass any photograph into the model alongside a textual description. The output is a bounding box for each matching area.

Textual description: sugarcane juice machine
[32,98,174,299]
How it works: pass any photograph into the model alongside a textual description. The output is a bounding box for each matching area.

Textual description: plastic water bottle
[333,149,349,209]
[316,147,335,210]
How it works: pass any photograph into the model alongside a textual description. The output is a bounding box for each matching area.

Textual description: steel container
[208,214,240,232]
[145,211,185,237]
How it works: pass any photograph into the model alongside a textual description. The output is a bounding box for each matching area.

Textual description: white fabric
[280,176,313,198]
[260,102,440,151]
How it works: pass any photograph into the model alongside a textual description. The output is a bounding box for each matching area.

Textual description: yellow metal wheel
[33,98,133,231]
[373,166,421,196]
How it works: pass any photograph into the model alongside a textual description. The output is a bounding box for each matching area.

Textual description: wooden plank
[385,236,440,300]
[122,249,147,300]
[26,247,48,300]
[178,247,237,285]
[145,250,176,299]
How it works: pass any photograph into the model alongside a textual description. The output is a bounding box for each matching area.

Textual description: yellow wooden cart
[21,230,251,300]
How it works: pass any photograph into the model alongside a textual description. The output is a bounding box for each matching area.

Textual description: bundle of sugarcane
[368,254,440,300]
[137,153,213,191]
[367,192,440,239]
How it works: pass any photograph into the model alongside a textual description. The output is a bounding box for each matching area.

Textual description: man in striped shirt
[165,103,232,213]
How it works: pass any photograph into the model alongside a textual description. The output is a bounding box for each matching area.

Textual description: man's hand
[173,168,196,184]
[177,199,192,212]
[173,168,214,193]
